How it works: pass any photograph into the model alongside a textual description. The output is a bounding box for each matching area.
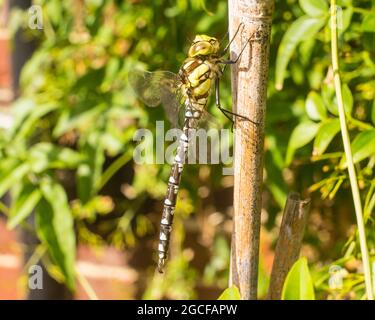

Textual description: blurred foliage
[0,0,374,299]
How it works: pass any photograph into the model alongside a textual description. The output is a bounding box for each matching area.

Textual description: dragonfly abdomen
[157,100,203,273]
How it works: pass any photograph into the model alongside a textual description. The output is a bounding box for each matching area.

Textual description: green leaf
[282,257,315,300]
[28,143,84,173]
[351,130,375,164]
[53,104,106,138]
[0,161,29,198]
[341,7,353,33]
[322,83,338,116]
[313,119,341,155]
[364,32,375,51]
[100,131,123,156]
[286,121,321,165]
[218,285,241,300]
[7,184,42,229]
[102,57,121,91]
[77,131,105,203]
[371,100,375,125]
[275,16,327,90]
[342,84,353,115]
[305,91,327,121]
[339,130,375,169]
[362,13,375,32]
[323,84,352,116]
[46,0,63,26]
[265,138,288,209]
[299,0,328,17]
[11,103,59,142]
[8,98,35,135]
[36,178,76,290]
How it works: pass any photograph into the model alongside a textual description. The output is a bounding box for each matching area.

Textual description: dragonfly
[129,24,257,273]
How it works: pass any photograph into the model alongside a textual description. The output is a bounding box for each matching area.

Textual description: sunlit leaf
[0,160,29,198]
[286,121,321,165]
[275,16,327,90]
[305,91,327,121]
[299,0,328,17]
[53,105,106,138]
[323,84,352,116]
[8,184,42,229]
[339,130,375,169]
[36,177,76,290]
[46,0,63,26]
[28,143,84,173]
[11,103,59,142]
[342,84,353,115]
[313,119,341,155]
[8,98,35,135]
[282,257,315,300]
[341,7,353,33]
[218,285,241,300]
[322,83,339,116]
[77,131,105,203]
[351,130,375,164]
[362,13,375,32]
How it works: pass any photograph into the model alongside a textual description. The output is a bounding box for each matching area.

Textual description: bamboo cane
[267,192,311,300]
[228,0,274,300]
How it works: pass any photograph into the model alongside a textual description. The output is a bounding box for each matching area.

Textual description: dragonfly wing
[129,69,184,127]
[199,110,221,129]
[160,79,185,127]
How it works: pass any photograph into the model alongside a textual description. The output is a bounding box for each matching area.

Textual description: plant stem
[352,7,375,15]
[349,117,374,131]
[330,0,374,300]
[311,152,343,162]
[23,245,47,273]
[0,201,10,216]
[76,268,99,300]
[96,149,133,191]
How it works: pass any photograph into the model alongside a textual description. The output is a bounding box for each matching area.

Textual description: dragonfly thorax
[179,57,222,113]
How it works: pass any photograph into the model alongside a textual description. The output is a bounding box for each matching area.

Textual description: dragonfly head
[188,35,220,57]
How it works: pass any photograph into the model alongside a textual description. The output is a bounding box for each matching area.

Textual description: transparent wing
[199,110,222,130]
[128,69,184,127]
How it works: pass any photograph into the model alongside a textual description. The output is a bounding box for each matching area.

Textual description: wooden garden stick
[267,193,311,300]
[228,0,274,300]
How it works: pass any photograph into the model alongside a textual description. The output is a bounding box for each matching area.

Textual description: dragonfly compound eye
[188,35,219,57]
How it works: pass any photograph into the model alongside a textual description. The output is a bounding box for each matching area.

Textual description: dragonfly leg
[221,22,245,54]
[221,35,252,65]
[215,78,258,127]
